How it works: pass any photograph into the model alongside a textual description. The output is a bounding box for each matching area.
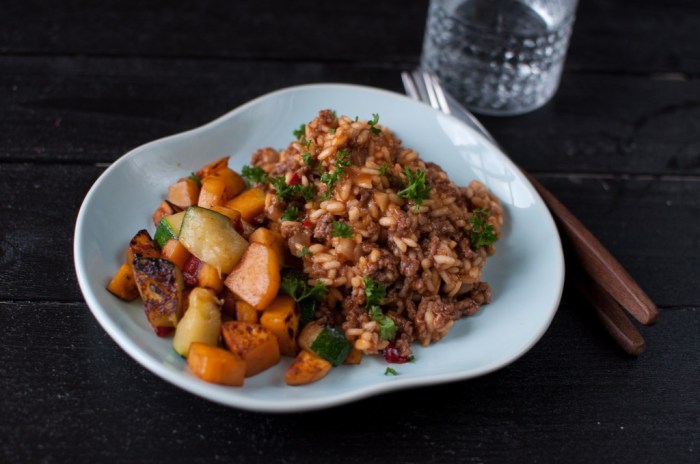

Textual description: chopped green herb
[328,128,336,135]
[470,208,497,248]
[384,367,398,376]
[369,306,398,341]
[281,206,301,222]
[331,221,353,238]
[364,277,386,307]
[301,151,313,165]
[408,355,416,362]
[241,165,268,185]
[397,166,430,206]
[368,113,381,135]
[280,270,328,302]
[296,246,311,258]
[301,139,312,148]
[379,163,390,176]
[293,123,306,140]
[188,172,201,186]
[270,176,316,202]
[320,149,351,192]
[336,149,351,169]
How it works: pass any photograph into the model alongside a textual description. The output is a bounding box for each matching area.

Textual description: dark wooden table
[2,1,698,462]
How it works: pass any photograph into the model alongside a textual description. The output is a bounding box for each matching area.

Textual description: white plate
[74,83,564,413]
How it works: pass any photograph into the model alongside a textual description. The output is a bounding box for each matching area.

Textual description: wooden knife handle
[527,174,659,325]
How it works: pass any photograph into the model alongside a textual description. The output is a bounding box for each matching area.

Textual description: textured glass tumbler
[421,0,578,116]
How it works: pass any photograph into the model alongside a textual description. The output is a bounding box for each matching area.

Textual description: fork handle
[526,173,659,326]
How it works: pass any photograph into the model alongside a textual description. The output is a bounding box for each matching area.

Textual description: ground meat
[251,147,280,168]
[313,214,334,243]
[414,296,462,346]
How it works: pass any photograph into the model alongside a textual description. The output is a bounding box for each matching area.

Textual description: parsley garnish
[296,246,311,258]
[280,270,327,302]
[397,167,430,206]
[270,176,316,202]
[320,149,351,193]
[470,208,497,248]
[384,367,398,376]
[293,124,306,140]
[281,206,301,222]
[369,306,398,341]
[379,163,390,176]
[241,165,268,185]
[368,113,381,135]
[331,221,353,238]
[188,172,201,186]
[328,128,336,135]
[301,151,313,165]
[364,277,386,306]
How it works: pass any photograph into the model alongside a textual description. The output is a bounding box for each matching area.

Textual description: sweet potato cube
[160,239,191,269]
[106,263,139,301]
[225,187,266,222]
[249,227,285,268]
[260,295,299,356]
[197,262,224,293]
[343,348,363,365]
[152,200,182,227]
[197,176,227,209]
[285,350,332,386]
[210,205,243,230]
[188,342,245,386]
[168,177,201,209]
[196,156,229,178]
[235,300,259,324]
[208,167,246,199]
[221,321,280,377]
[224,242,280,310]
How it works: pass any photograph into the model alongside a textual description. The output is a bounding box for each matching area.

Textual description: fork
[402,70,658,355]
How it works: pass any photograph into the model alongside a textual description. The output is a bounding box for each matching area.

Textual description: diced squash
[197,176,227,209]
[196,156,229,178]
[106,263,139,301]
[160,239,191,269]
[285,350,332,386]
[249,227,285,268]
[235,300,259,324]
[132,257,184,333]
[197,262,224,293]
[225,187,266,222]
[168,177,201,209]
[173,287,222,357]
[152,200,182,227]
[221,321,280,377]
[179,206,249,275]
[298,322,351,366]
[224,242,280,310]
[210,205,242,230]
[126,229,160,264]
[187,342,246,386]
[154,211,186,248]
[343,348,363,365]
[260,295,299,356]
[208,167,246,199]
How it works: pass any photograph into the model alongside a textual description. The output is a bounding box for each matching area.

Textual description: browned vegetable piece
[197,176,228,209]
[160,239,191,270]
[208,167,246,199]
[132,257,184,334]
[249,227,285,268]
[196,262,224,293]
[343,348,363,365]
[225,187,266,222]
[152,200,183,227]
[285,350,332,386]
[221,321,280,377]
[106,263,139,301]
[260,295,298,356]
[126,229,160,264]
[224,242,280,310]
[196,156,229,178]
[168,177,201,209]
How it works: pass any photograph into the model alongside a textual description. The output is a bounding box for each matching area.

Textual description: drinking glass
[421,0,579,115]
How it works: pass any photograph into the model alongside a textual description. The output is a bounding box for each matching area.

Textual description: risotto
[248,110,504,359]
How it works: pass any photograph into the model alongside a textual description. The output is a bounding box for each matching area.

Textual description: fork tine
[425,73,452,116]
[400,71,420,101]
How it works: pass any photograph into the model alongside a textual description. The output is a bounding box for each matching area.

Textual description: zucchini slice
[178,206,249,275]
[154,211,186,248]
[298,322,352,366]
